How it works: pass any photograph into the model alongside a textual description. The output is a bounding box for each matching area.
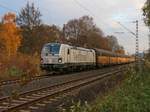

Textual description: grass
[95,68,150,112]
[63,61,150,112]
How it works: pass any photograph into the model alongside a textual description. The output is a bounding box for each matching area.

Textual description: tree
[106,35,125,54]
[114,46,125,54]
[17,2,42,30]
[143,0,150,27]
[31,24,61,53]
[17,2,61,54]
[106,35,120,51]
[0,22,3,50]
[63,15,107,49]
[0,12,22,57]
[17,2,42,54]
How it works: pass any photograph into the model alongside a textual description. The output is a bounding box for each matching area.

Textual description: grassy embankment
[63,61,150,112]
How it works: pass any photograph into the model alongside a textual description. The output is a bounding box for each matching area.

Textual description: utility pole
[116,20,141,72]
[135,20,141,72]
[135,20,139,61]
[149,28,150,55]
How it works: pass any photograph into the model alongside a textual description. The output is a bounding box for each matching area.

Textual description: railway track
[0,75,50,86]
[0,66,126,112]
[0,64,129,87]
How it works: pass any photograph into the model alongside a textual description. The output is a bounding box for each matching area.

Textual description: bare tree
[63,15,106,49]
[107,35,119,51]
[17,2,42,30]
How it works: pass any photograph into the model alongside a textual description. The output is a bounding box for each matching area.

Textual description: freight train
[40,43,135,71]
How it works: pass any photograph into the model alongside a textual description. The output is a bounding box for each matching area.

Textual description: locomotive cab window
[42,44,60,55]
[50,44,60,54]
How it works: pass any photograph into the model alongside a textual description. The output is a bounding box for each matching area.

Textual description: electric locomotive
[40,43,96,71]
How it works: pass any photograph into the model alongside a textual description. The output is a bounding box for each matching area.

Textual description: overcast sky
[0,0,148,54]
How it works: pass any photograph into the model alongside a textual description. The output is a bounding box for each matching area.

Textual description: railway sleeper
[26,95,40,99]
[28,106,39,110]
[36,103,46,107]
[32,94,45,97]
[19,110,31,112]
[43,100,52,104]
[1,102,9,106]
[19,97,31,101]
[12,100,26,103]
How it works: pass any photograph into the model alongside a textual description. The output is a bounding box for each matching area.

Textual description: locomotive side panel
[67,47,96,65]
[59,45,96,70]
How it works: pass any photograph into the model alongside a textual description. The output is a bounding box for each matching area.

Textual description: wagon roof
[94,48,131,57]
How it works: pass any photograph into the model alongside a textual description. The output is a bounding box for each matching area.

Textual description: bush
[6,66,23,77]
[62,66,150,112]
[62,101,93,112]
[93,67,150,112]
[0,53,41,80]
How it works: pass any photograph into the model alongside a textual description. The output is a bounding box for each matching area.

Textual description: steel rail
[0,75,50,86]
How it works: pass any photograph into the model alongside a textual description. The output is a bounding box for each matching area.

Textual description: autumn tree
[0,12,22,57]
[143,0,150,27]
[107,35,119,51]
[143,0,150,59]
[0,22,3,50]
[17,2,60,54]
[17,2,42,54]
[106,35,125,54]
[63,16,109,49]
[31,24,61,53]
[114,46,125,54]
[17,2,41,30]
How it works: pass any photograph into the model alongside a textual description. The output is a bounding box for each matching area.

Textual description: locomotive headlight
[58,58,62,63]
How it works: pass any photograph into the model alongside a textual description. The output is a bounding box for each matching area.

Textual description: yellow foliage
[0,12,22,57]
[115,49,125,55]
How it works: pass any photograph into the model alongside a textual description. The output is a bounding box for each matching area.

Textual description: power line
[72,0,108,28]
[116,21,136,37]
[72,0,135,52]
[73,0,95,17]
[0,3,17,13]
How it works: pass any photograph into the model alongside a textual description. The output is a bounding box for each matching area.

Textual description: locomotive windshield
[42,44,60,55]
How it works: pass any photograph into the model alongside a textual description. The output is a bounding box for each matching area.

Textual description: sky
[0,0,149,54]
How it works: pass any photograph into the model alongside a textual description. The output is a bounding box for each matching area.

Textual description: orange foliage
[0,12,22,57]
[0,53,40,80]
[3,12,16,23]
[115,49,125,55]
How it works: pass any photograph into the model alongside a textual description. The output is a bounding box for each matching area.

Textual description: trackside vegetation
[62,61,150,112]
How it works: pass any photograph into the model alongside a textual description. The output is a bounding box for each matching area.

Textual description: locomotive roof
[44,43,60,46]
[67,44,94,52]
[44,43,94,52]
